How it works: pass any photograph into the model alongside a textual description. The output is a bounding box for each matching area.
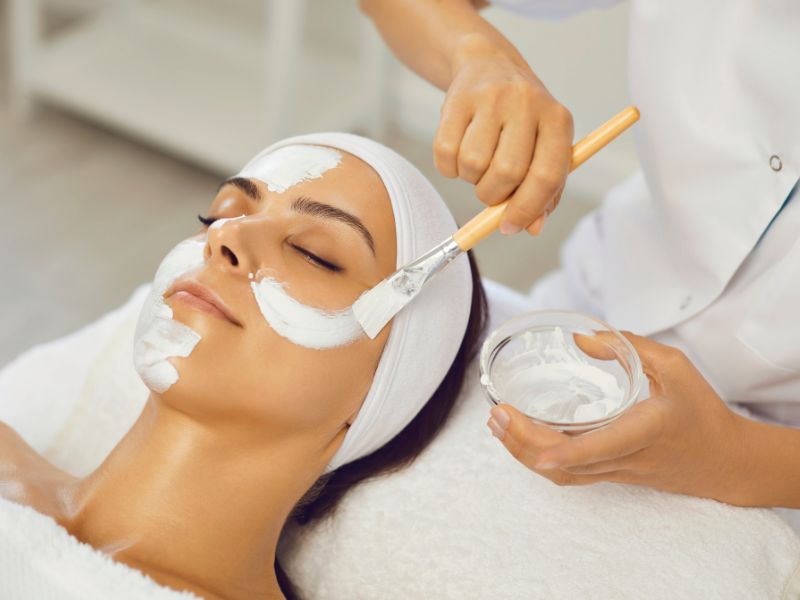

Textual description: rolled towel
[0,496,198,599]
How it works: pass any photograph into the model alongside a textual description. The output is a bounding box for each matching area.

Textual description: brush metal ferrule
[390,237,462,297]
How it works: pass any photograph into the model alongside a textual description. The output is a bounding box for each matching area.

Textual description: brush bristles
[352,276,418,339]
[354,237,462,339]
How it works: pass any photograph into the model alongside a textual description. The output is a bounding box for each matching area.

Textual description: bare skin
[0,151,398,599]
[360,0,574,235]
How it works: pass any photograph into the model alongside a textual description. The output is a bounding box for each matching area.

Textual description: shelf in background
[28,3,366,175]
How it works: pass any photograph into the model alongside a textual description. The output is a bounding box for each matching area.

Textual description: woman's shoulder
[0,421,76,521]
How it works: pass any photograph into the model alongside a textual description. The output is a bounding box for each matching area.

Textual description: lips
[166,279,243,327]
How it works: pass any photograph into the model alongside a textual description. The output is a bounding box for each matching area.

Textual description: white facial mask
[133,238,205,393]
[237,145,342,193]
[208,215,246,230]
[250,274,362,350]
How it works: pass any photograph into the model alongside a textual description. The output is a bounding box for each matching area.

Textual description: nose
[206,219,255,276]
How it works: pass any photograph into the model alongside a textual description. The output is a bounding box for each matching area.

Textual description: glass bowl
[479,310,644,432]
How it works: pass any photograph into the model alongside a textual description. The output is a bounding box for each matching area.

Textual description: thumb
[490,403,568,470]
[574,329,670,395]
[573,331,620,361]
[618,331,691,392]
[574,328,676,378]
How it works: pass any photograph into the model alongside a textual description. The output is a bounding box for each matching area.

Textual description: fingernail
[499,221,521,235]
[490,407,510,430]
[487,418,506,440]
[536,459,559,469]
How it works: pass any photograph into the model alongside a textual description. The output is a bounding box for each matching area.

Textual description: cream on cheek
[250,275,362,350]
[133,237,205,393]
[208,211,363,350]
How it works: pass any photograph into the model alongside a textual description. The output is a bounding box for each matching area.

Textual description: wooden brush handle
[452,106,640,251]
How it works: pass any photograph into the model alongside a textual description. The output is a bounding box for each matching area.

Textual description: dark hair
[275,251,487,599]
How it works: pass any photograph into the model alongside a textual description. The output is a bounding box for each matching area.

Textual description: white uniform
[491,0,800,424]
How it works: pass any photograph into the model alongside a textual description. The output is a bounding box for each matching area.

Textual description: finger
[620,331,686,365]
[574,330,684,396]
[489,403,568,471]
[524,192,561,236]
[536,466,635,487]
[562,448,647,475]
[573,330,626,361]
[434,95,473,178]
[501,106,573,231]
[457,111,502,185]
[474,113,536,205]
[547,186,565,217]
[535,400,664,469]
[527,185,564,236]
[615,331,697,396]
[526,215,545,236]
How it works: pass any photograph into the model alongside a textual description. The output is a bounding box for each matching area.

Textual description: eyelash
[197,214,343,273]
[289,244,343,273]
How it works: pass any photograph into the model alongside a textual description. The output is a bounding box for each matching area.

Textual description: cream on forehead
[237,145,342,193]
[250,275,362,349]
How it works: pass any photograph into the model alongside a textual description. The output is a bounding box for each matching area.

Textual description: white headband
[236,133,473,472]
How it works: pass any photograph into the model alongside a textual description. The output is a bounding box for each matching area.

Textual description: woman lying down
[0,134,487,599]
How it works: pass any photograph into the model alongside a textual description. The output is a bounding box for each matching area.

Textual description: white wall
[30,0,637,201]
[391,2,638,202]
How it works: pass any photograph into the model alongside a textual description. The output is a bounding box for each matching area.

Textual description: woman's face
[152,149,396,454]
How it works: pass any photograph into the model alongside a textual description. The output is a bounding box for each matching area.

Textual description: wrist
[724,412,800,508]
[450,32,531,79]
[719,413,760,506]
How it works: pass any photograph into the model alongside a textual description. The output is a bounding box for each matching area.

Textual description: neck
[60,396,331,600]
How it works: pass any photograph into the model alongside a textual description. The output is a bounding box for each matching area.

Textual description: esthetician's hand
[437,33,574,236]
[486,332,750,505]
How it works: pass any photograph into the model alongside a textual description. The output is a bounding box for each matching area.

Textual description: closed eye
[199,215,343,273]
[198,214,218,227]
[290,244,343,273]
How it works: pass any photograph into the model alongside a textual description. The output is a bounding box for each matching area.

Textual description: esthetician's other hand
[439,33,574,236]
[486,332,751,505]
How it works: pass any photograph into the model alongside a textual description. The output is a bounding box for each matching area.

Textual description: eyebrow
[292,196,376,255]
[219,177,262,201]
[219,177,376,255]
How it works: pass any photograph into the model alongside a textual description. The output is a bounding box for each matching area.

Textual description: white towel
[277,280,800,599]
[2,281,800,599]
[0,284,151,475]
[0,496,198,599]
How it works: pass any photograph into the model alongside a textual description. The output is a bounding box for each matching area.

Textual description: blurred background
[0,0,636,366]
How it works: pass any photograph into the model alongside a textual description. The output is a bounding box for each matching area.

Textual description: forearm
[359,0,532,90]
[729,413,800,508]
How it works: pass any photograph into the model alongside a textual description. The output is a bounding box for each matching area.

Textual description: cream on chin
[133,238,205,393]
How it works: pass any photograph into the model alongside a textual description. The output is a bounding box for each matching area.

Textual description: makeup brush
[354,106,641,339]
